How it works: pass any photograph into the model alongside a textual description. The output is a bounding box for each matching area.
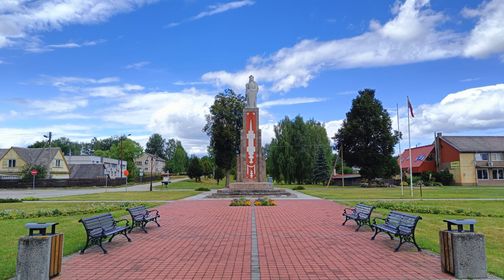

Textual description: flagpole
[397,104,403,197]
[407,97,413,198]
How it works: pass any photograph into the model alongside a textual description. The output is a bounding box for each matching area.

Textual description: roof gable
[12,147,63,166]
[442,136,504,152]
[399,144,434,169]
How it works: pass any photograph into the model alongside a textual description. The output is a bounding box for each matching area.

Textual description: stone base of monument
[229,182,273,191]
[208,183,293,198]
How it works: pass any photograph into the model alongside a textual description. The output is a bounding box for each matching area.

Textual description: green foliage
[195,187,211,191]
[203,89,246,186]
[165,139,189,174]
[187,155,203,182]
[334,89,399,179]
[200,156,214,177]
[145,133,166,159]
[367,201,495,217]
[0,198,21,203]
[20,164,47,179]
[21,197,40,201]
[268,116,332,184]
[312,146,330,185]
[433,169,453,185]
[0,202,144,220]
[292,186,305,190]
[29,137,83,156]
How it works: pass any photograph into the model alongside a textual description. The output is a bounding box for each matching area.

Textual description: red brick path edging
[58,200,451,279]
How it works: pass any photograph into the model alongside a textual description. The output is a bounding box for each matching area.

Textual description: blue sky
[1,0,504,155]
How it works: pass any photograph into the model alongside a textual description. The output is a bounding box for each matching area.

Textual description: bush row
[367,201,503,218]
[0,202,143,220]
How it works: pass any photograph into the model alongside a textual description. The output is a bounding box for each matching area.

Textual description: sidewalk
[0,177,189,199]
[58,200,451,280]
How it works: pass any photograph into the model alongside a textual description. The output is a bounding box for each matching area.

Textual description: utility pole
[150,155,154,192]
[44,132,52,179]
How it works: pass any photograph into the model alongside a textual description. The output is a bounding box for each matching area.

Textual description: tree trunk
[225,169,230,188]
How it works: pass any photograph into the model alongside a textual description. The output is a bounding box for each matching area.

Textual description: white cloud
[26,98,88,113]
[390,84,504,152]
[125,61,150,70]
[464,0,504,58]
[0,124,94,148]
[43,75,120,87]
[258,97,325,109]
[102,88,215,153]
[166,0,254,28]
[0,0,156,48]
[202,0,463,92]
[259,122,276,145]
[85,84,143,98]
[324,120,344,140]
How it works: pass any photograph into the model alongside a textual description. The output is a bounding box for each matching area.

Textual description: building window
[492,169,504,180]
[477,169,489,180]
[8,159,16,168]
[55,159,61,167]
[491,153,504,161]
[475,153,489,161]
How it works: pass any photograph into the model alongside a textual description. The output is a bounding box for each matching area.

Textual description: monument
[229,75,273,191]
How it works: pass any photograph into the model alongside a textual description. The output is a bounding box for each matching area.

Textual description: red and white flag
[407,97,415,118]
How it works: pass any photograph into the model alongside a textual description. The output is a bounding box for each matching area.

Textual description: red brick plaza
[59,200,451,279]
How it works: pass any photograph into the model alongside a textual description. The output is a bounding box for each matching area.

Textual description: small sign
[123,170,129,176]
[31,169,38,176]
[450,161,460,169]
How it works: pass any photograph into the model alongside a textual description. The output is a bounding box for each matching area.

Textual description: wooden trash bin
[49,234,64,277]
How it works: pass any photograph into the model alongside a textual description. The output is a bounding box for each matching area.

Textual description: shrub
[0,198,22,203]
[292,186,305,190]
[21,197,40,201]
[433,170,453,186]
[195,187,211,191]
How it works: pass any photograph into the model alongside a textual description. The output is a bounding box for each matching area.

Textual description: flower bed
[254,197,276,206]
[230,198,252,206]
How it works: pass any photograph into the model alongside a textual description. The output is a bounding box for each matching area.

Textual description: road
[0,177,189,199]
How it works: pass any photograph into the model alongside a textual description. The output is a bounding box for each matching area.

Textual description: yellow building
[0,147,70,179]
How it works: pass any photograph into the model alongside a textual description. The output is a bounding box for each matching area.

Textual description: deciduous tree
[334,89,399,180]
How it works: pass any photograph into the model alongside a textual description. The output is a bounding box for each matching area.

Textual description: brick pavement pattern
[59,199,452,279]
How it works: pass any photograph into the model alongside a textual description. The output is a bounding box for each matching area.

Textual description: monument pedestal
[229,182,273,191]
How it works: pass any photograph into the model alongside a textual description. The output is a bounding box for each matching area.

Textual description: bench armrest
[114,218,130,227]
[342,207,355,216]
[147,209,160,217]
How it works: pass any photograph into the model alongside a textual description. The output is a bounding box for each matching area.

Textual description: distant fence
[0,178,127,189]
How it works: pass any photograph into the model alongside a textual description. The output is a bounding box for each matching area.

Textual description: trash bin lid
[25,222,57,229]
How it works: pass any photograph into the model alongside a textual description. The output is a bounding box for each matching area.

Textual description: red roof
[398,144,434,169]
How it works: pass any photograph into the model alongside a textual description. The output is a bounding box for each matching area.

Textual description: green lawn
[42,191,198,201]
[297,185,504,199]
[0,202,160,280]
[156,178,224,190]
[298,185,504,278]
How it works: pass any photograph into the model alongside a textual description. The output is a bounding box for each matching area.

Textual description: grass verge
[156,178,224,190]
[0,202,160,280]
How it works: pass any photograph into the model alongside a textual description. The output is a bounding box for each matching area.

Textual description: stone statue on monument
[245,75,258,108]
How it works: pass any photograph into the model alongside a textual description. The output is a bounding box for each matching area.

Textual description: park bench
[127,206,161,233]
[371,210,422,252]
[79,213,131,254]
[342,203,375,231]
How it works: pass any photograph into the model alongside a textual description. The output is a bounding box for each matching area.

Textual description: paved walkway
[58,200,451,280]
[0,177,188,199]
